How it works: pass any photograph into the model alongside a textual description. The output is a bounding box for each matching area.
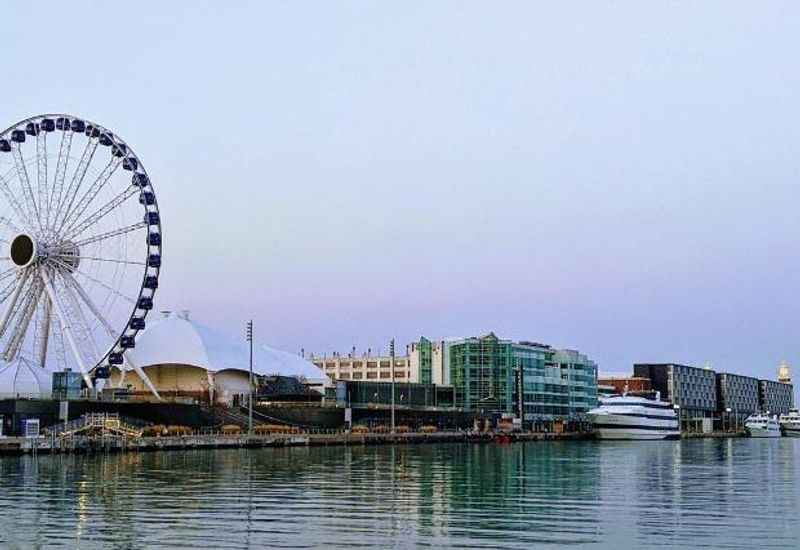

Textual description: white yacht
[588,393,680,440]
[779,409,800,437]
[744,413,781,438]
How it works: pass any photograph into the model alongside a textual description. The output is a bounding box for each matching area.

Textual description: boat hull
[595,428,680,441]
[746,427,781,438]
[590,413,680,441]
[782,428,800,437]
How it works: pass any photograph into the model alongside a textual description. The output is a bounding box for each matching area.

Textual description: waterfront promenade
[0,429,590,456]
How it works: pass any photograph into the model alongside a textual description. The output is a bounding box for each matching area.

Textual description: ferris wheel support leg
[0,269,31,340]
[207,371,215,404]
[37,297,52,368]
[3,279,42,362]
[40,269,94,390]
[115,366,127,389]
[63,272,161,401]
[123,352,161,401]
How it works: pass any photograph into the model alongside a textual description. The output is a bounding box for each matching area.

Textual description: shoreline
[0,429,752,457]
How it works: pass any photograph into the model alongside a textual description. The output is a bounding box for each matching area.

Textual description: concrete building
[310,353,414,382]
[597,376,652,395]
[759,379,794,414]
[715,372,760,425]
[633,363,717,431]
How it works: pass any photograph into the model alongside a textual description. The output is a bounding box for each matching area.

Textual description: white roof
[133,312,324,379]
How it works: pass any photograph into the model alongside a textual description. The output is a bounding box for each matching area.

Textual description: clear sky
[4,2,799,380]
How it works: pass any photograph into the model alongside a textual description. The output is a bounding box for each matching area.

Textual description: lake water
[0,439,798,549]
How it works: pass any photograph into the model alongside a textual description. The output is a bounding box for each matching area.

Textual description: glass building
[448,333,513,413]
[514,343,598,423]
[434,333,598,420]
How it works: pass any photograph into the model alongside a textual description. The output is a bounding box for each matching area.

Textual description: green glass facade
[442,334,598,419]
[417,337,433,385]
[448,333,513,413]
[514,345,598,419]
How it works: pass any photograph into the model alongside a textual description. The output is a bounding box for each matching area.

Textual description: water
[0,439,798,549]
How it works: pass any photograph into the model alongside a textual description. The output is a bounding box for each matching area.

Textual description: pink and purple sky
[5,2,799,380]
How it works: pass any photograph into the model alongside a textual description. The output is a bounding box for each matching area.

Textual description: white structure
[587,394,680,440]
[310,352,415,382]
[113,311,325,404]
[0,114,164,398]
[744,413,782,438]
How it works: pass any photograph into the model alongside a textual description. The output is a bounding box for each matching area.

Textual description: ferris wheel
[0,114,162,398]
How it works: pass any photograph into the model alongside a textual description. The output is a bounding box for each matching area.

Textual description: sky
[3,2,799,380]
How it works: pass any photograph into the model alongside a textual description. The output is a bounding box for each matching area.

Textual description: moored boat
[588,393,680,440]
[744,413,781,438]
[779,409,800,437]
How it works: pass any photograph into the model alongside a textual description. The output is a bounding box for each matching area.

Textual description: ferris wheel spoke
[59,156,122,235]
[49,128,73,229]
[11,143,42,231]
[57,272,101,363]
[63,186,138,240]
[69,221,147,249]
[1,268,17,284]
[0,175,35,234]
[53,137,97,233]
[2,276,43,362]
[36,130,49,230]
[0,267,19,284]
[50,258,136,305]
[51,254,145,267]
[40,268,94,390]
[61,270,161,400]
[1,216,21,235]
[0,279,17,303]
[0,268,31,340]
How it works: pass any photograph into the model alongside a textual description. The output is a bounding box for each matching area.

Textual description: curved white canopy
[134,312,323,379]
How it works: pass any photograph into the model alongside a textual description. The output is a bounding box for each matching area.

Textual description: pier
[0,412,589,456]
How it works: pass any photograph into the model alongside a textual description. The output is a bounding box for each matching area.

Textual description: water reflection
[0,440,798,549]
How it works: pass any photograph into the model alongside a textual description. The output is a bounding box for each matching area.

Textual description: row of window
[337,371,408,380]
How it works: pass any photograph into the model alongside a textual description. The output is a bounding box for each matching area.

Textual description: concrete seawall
[0,431,589,456]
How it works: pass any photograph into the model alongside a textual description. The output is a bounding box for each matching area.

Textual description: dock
[0,429,588,456]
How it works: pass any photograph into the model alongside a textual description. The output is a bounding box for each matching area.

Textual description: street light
[390,338,396,434]
[725,407,732,433]
[246,320,254,435]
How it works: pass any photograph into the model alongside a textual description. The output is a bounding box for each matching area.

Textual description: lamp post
[390,338,396,434]
[674,404,681,434]
[246,320,254,435]
[725,407,732,433]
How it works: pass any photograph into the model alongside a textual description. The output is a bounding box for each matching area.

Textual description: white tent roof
[133,312,324,379]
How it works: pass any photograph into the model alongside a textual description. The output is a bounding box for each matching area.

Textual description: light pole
[674,404,681,434]
[390,338,395,434]
[246,320,254,435]
[725,407,732,433]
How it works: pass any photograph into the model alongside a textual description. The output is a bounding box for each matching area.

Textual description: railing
[43,413,145,438]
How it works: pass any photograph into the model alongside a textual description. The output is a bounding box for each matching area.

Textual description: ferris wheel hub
[9,233,36,268]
